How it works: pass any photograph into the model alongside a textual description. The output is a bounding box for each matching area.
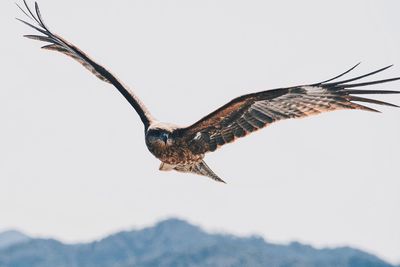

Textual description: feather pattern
[17,0,154,129]
[182,65,400,155]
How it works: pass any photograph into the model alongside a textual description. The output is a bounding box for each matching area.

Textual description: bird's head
[146,128,172,147]
[146,123,179,149]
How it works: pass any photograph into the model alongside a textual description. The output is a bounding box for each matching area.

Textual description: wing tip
[315,62,362,85]
[356,105,381,113]
[314,64,399,90]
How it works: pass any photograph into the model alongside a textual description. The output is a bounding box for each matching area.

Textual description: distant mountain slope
[0,230,30,249]
[0,219,395,267]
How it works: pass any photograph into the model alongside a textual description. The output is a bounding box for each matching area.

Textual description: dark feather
[34,2,49,31]
[340,77,400,89]
[326,65,394,87]
[17,0,154,129]
[16,18,48,36]
[15,3,33,22]
[181,65,400,155]
[23,0,40,25]
[24,34,58,44]
[348,96,399,108]
[316,62,361,85]
[344,89,400,95]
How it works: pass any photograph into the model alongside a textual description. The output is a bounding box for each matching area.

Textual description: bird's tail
[168,161,226,183]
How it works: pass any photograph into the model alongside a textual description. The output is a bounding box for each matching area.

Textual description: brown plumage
[18,1,400,183]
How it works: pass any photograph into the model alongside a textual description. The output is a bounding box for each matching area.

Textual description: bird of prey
[18,1,400,183]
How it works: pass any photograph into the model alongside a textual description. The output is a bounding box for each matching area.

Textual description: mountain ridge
[0,230,30,249]
[0,218,396,267]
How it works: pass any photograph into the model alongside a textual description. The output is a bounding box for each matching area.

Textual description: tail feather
[173,161,226,183]
[193,161,226,183]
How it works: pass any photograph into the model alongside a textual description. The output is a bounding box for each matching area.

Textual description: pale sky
[1,0,399,264]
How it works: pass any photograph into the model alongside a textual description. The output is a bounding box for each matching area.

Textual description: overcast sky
[1,0,399,264]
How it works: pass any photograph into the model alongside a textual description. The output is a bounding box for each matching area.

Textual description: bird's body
[145,123,221,181]
[145,123,197,165]
[18,1,400,183]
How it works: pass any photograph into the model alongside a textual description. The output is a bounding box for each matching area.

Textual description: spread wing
[17,1,154,129]
[180,63,400,155]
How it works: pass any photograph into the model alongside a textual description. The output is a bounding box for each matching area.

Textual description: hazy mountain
[0,219,395,267]
[0,230,30,249]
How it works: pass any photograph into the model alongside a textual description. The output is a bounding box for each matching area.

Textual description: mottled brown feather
[181,70,400,155]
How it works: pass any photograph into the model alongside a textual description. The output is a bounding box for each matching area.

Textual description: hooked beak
[162,135,168,144]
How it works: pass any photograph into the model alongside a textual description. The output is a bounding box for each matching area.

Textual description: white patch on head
[148,121,180,132]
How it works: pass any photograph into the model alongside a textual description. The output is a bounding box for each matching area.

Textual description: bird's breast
[146,141,203,165]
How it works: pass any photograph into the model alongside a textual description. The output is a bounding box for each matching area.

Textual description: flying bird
[18,1,400,183]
